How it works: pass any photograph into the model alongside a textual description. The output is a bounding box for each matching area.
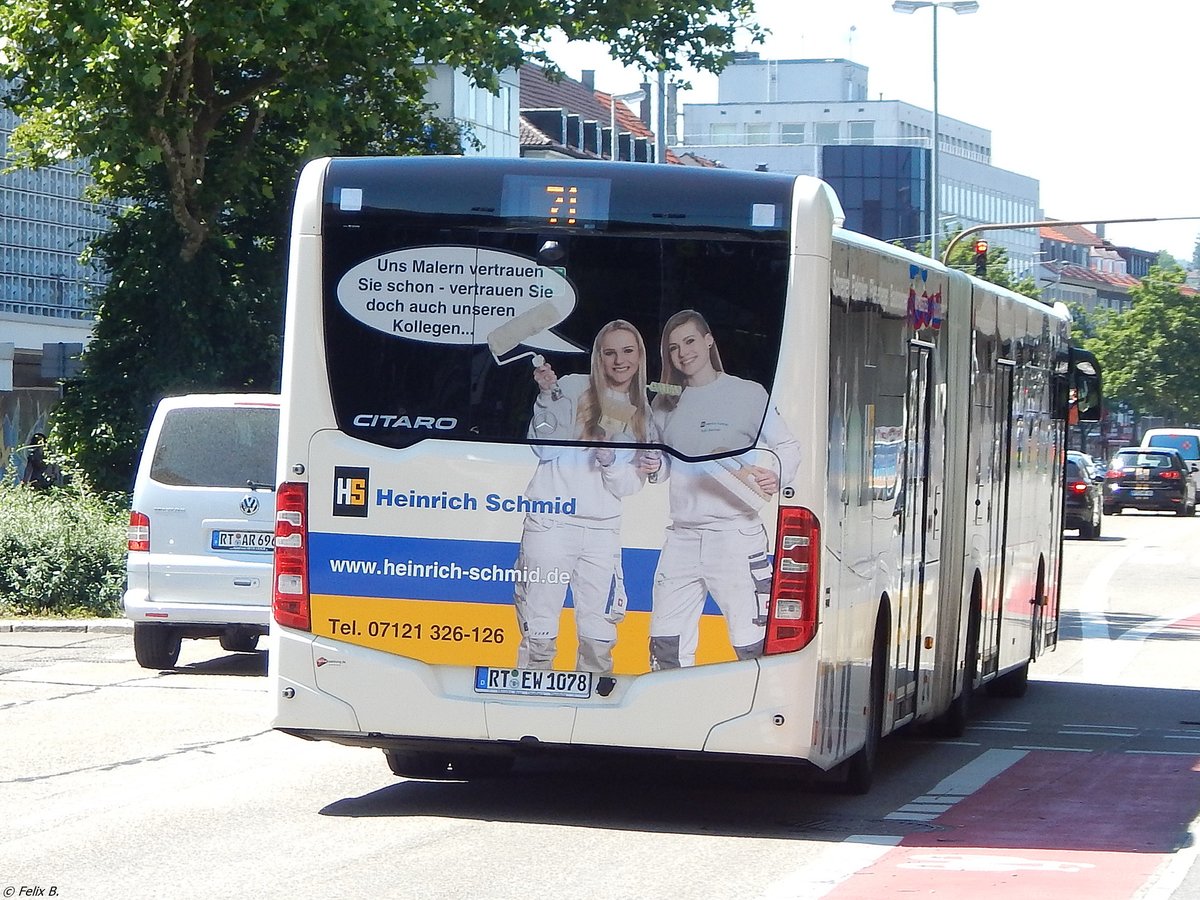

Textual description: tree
[0,0,764,488]
[1085,265,1200,423]
[0,1,763,260]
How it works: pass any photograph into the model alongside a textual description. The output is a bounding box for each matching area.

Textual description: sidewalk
[0,618,133,634]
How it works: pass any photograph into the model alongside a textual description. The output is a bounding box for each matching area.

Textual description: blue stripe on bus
[308,532,722,613]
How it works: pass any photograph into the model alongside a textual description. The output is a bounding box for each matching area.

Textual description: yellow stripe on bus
[309,594,737,674]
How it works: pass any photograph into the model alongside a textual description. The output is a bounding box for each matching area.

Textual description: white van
[1140,427,1200,492]
[124,393,279,668]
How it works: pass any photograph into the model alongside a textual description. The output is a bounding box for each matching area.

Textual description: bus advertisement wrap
[270,157,1099,787]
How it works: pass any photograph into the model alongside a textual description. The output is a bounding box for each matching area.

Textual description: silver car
[124,393,279,668]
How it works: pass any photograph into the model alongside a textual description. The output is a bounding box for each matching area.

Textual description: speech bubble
[336,246,583,355]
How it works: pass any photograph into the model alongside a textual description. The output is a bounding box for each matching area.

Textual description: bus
[269,157,1101,793]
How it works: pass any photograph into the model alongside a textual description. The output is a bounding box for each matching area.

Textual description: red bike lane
[826,749,1200,898]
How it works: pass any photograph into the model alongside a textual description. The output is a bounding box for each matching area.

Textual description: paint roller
[701,452,772,511]
[487,301,561,364]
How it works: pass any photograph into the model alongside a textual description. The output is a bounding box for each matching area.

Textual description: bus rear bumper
[269,626,825,764]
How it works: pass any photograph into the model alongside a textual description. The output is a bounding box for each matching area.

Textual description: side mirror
[1054,347,1103,422]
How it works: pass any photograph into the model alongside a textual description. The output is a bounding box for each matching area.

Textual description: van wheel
[839,610,887,795]
[133,623,181,669]
[219,631,260,653]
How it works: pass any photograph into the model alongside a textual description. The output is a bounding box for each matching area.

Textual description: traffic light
[973,239,989,277]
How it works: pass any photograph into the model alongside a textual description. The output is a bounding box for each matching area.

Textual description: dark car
[1104,446,1197,516]
[1064,456,1103,538]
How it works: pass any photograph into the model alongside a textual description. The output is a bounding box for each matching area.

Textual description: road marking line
[1125,749,1200,756]
[968,725,1030,732]
[758,750,1027,899]
[1013,745,1093,752]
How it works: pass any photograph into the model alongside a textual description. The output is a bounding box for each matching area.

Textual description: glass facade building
[822,145,928,248]
[1,82,120,478]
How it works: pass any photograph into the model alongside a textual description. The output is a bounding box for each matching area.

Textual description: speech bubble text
[336,246,582,354]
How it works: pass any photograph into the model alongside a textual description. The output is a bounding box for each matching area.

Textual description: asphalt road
[3,510,1200,899]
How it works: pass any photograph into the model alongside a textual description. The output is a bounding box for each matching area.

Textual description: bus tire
[932,591,980,738]
[987,661,1030,698]
[840,609,887,795]
[133,623,181,670]
[384,749,514,780]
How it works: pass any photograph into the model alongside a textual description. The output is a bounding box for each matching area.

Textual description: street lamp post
[893,0,979,259]
[609,90,646,161]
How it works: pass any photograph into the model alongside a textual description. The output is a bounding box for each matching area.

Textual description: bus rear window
[322,231,790,458]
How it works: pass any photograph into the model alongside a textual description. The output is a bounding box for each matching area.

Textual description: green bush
[0,469,128,618]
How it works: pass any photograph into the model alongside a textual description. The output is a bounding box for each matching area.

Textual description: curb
[0,619,133,634]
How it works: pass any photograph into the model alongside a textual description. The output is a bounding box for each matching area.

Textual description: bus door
[980,358,1016,676]
[894,340,934,722]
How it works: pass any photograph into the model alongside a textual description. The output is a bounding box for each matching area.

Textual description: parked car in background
[1063,455,1103,539]
[124,393,280,669]
[1103,446,1197,517]
[1140,427,1200,494]
[1068,450,1104,484]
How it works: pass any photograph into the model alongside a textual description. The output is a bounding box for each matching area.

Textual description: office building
[677,55,1041,271]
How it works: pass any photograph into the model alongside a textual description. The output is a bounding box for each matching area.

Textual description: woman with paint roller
[512,319,656,675]
[644,309,801,670]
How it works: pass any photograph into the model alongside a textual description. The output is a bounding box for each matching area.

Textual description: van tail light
[127,511,150,552]
[764,507,820,655]
[273,482,311,631]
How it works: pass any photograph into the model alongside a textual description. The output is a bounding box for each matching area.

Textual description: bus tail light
[765,507,820,655]
[127,511,150,552]
[273,481,311,631]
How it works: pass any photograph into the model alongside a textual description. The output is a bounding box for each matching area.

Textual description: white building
[675,55,1041,272]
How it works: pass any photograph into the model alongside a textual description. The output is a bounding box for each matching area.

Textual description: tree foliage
[1084,265,1200,422]
[0,0,764,259]
[53,203,287,489]
[0,0,763,489]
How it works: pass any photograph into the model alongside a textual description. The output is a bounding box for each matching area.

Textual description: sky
[542,0,1199,261]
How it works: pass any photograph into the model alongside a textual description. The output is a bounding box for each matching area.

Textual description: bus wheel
[133,623,181,669]
[987,661,1030,698]
[384,749,513,780]
[932,596,980,738]
[840,611,887,795]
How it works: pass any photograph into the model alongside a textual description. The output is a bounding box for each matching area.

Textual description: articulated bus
[269,157,1101,792]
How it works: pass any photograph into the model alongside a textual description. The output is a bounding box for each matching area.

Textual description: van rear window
[150,407,279,488]
[1146,434,1200,460]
